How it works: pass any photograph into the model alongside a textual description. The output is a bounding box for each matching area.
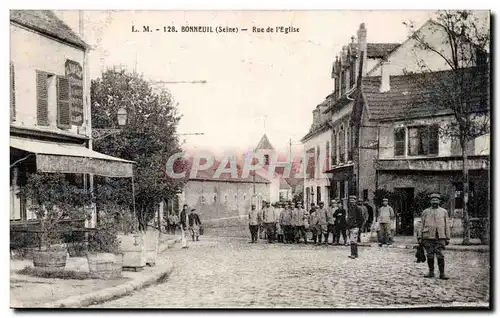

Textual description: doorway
[394,187,415,236]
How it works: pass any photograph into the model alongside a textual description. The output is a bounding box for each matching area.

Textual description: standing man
[169,213,179,235]
[376,198,395,246]
[317,202,329,245]
[295,202,308,244]
[417,193,451,280]
[188,208,202,242]
[326,200,338,245]
[364,200,374,234]
[309,204,320,244]
[347,195,365,259]
[262,201,276,243]
[280,202,292,243]
[179,204,189,249]
[357,199,369,243]
[333,201,348,245]
[274,203,282,242]
[248,204,261,243]
[290,202,300,243]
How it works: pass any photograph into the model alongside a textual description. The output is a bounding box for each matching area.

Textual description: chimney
[357,23,367,76]
[380,61,390,92]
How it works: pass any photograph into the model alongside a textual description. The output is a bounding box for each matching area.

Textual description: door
[394,187,415,236]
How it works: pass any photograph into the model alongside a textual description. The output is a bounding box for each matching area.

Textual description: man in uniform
[357,199,368,243]
[326,199,338,245]
[376,198,395,246]
[309,203,320,244]
[248,204,261,243]
[280,202,292,243]
[347,195,365,259]
[417,193,451,280]
[179,204,189,249]
[294,201,308,244]
[333,201,347,245]
[317,202,329,245]
[188,208,202,241]
[262,201,276,243]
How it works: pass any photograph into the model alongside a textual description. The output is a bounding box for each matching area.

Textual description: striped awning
[10,137,135,178]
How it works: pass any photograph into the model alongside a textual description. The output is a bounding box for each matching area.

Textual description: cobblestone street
[93,236,490,308]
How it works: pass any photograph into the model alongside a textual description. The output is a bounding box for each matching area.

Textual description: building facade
[10,10,133,228]
[321,23,400,207]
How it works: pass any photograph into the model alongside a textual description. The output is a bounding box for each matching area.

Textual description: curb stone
[364,243,489,252]
[39,238,179,308]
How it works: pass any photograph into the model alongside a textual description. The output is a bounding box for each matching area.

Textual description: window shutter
[36,71,49,126]
[429,124,439,155]
[57,76,71,129]
[10,63,15,122]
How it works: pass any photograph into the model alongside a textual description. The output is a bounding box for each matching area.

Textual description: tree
[404,11,490,244]
[91,68,188,231]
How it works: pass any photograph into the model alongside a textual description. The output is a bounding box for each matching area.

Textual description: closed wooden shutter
[36,71,49,126]
[57,76,71,129]
[10,63,15,122]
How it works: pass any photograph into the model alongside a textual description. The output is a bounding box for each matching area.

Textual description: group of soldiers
[248,195,384,259]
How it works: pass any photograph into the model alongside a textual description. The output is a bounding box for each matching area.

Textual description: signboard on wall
[65,59,83,125]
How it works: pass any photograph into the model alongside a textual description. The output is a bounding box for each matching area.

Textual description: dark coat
[364,204,374,224]
[188,213,202,227]
[347,204,364,229]
[333,207,347,227]
[180,210,188,229]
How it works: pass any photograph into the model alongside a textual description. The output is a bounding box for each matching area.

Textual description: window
[224,194,228,203]
[394,127,406,156]
[332,131,337,165]
[316,146,320,173]
[306,148,315,179]
[347,126,353,161]
[317,186,321,205]
[243,195,247,201]
[201,196,205,203]
[338,127,345,163]
[454,182,475,210]
[10,62,15,122]
[340,71,346,95]
[349,60,356,88]
[264,154,270,166]
[408,125,439,156]
[213,194,217,202]
[325,141,330,170]
[57,76,71,129]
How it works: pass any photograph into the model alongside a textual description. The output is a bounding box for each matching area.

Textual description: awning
[10,137,135,178]
[324,164,353,182]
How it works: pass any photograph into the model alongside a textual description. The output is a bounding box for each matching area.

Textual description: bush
[17,266,114,280]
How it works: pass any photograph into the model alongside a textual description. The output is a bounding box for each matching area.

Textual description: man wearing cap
[347,195,365,259]
[274,203,284,243]
[317,202,329,245]
[248,204,261,243]
[188,208,202,242]
[326,200,338,245]
[262,201,276,243]
[417,193,451,280]
[280,202,292,243]
[376,198,395,246]
[294,202,308,244]
[179,204,189,249]
[333,201,348,245]
[357,199,369,243]
[309,203,320,244]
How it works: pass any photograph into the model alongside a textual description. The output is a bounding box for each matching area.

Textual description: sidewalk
[367,236,489,252]
[10,234,180,308]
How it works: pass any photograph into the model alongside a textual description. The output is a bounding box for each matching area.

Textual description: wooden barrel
[87,252,123,279]
[33,250,68,271]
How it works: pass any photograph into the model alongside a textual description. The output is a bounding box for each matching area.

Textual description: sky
[55,10,435,155]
